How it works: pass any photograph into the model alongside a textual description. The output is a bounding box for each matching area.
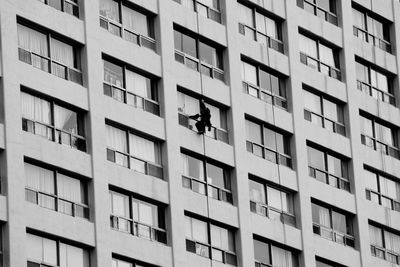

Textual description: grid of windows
[253,238,297,267]
[297,0,338,25]
[369,223,400,265]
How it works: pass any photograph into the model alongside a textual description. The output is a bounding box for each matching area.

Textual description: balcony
[353,26,391,53]
[250,201,296,227]
[357,80,395,106]
[308,166,350,192]
[300,52,341,80]
[238,23,284,54]
[361,134,400,160]
[304,109,345,136]
[371,245,399,265]
[313,223,355,247]
[242,81,287,110]
[246,141,292,168]
[185,239,237,266]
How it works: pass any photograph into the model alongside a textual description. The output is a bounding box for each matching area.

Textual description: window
[303,88,345,135]
[297,0,337,25]
[185,215,237,265]
[173,0,221,23]
[21,91,86,151]
[24,162,89,219]
[99,0,156,51]
[249,177,295,226]
[181,152,232,204]
[112,256,158,267]
[355,60,394,105]
[38,0,79,18]
[369,223,400,265]
[311,202,355,247]
[299,33,341,80]
[241,60,287,109]
[316,257,346,267]
[307,145,350,191]
[17,23,82,84]
[26,233,90,267]
[103,59,160,116]
[245,119,292,168]
[253,238,297,267]
[353,7,391,53]
[106,124,163,179]
[238,3,283,53]
[109,190,166,243]
[360,113,399,159]
[364,168,400,212]
[177,91,229,143]
[174,28,224,81]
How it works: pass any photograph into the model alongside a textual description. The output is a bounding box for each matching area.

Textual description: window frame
[109,189,167,244]
[173,0,222,24]
[40,0,79,18]
[297,0,338,25]
[253,237,296,267]
[102,58,160,116]
[369,224,400,265]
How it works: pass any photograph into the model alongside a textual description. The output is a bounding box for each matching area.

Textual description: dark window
[254,238,297,267]
[307,145,350,191]
[181,152,233,204]
[245,119,292,168]
[299,33,341,80]
[99,0,156,51]
[103,59,160,116]
[241,60,287,109]
[316,257,346,267]
[17,23,82,84]
[21,91,86,151]
[369,223,400,265]
[303,88,345,135]
[174,28,224,82]
[185,215,237,265]
[297,0,337,25]
[249,177,295,226]
[106,124,163,179]
[173,0,221,23]
[311,202,355,247]
[110,190,167,244]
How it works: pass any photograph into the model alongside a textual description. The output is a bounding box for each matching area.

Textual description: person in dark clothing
[189,99,212,134]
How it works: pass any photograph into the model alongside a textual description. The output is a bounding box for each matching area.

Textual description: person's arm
[189,114,200,120]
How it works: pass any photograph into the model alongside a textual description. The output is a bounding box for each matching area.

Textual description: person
[189,99,212,134]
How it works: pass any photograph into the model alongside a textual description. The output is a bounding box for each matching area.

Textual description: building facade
[0,0,400,266]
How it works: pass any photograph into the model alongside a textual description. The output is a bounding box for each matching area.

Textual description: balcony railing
[178,113,229,144]
[39,0,79,18]
[182,175,233,204]
[25,187,89,219]
[371,244,400,265]
[27,260,59,267]
[308,166,350,192]
[174,50,225,82]
[361,134,400,160]
[246,141,292,168]
[106,148,163,179]
[353,26,391,53]
[357,80,395,106]
[250,201,296,227]
[99,16,156,52]
[297,0,338,25]
[300,52,341,80]
[186,239,237,265]
[22,118,86,152]
[304,109,346,136]
[110,215,167,244]
[173,0,221,23]
[255,261,272,267]
[18,47,82,85]
[313,223,355,247]
[242,81,287,110]
[238,23,284,54]
[366,189,400,212]
[103,82,160,116]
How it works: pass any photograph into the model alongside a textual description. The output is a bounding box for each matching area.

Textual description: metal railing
[308,166,350,192]
[353,26,391,53]
[371,244,400,265]
[366,189,400,212]
[173,0,222,23]
[238,23,284,53]
[357,80,395,106]
[110,215,167,244]
[25,187,89,219]
[174,50,225,82]
[242,81,287,110]
[106,148,163,179]
[103,82,160,116]
[304,109,346,136]
[313,223,355,247]
[246,141,292,168]
[186,239,237,265]
[39,0,79,18]
[361,134,400,160]
[250,201,296,227]
[297,0,338,25]
[18,47,82,85]
[22,118,86,152]
[300,52,341,80]
[99,16,156,52]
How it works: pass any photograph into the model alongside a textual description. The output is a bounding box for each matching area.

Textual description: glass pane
[238,3,254,27]
[299,34,317,58]
[106,125,128,153]
[267,186,282,210]
[181,153,204,180]
[332,211,347,233]
[111,191,129,217]
[242,62,258,85]
[57,173,84,204]
[129,133,158,163]
[369,225,383,247]
[182,33,197,58]
[319,44,335,67]
[54,105,78,134]
[192,218,208,243]
[206,163,228,189]
[245,120,262,144]
[122,6,149,37]
[255,12,266,34]
[271,246,293,267]
[364,169,379,191]
[307,146,325,170]
[355,62,368,83]
[125,70,152,99]
[253,239,270,264]
[24,163,55,194]
[303,90,321,114]
[312,203,331,228]
[327,154,343,177]
[249,180,266,204]
[359,116,373,137]
[100,0,120,21]
[17,24,49,57]
[199,42,221,68]
[263,127,277,151]
[104,60,124,87]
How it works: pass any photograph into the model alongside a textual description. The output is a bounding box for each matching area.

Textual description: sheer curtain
[303,90,322,114]
[312,204,331,228]
[299,35,317,58]
[242,62,257,85]
[332,211,347,234]
[54,105,78,134]
[181,153,204,180]
[238,3,253,27]
[177,92,199,115]
[34,97,52,125]
[384,231,400,254]
[245,120,262,144]
[106,125,127,153]
[99,0,120,21]
[110,192,129,217]
[267,187,283,210]
[132,200,157,227]
[352,9,365,30]
[21,92,35,120]
[249,180,266,203]
[207,104,220,129]
[59,243,90,267]
[17,24,48,56]
[57,174,83,204]
[50,38,74,75]
[103,60,124,87]
[319,44,335,67]
[27,234,57,266]
[122,6,149,36]
[125,70,149,98]
[129,133,157,163]
[25,163,54,194]
[380,177,400,201]
[369,225,383,247]
[272,246,293,267]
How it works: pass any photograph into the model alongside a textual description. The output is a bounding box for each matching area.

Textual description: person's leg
[195,121,205,134]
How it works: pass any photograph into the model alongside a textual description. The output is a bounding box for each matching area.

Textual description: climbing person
[189,99,212,134]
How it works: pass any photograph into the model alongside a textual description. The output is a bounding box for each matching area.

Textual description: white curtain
[375,71,388,93]
[54,105,77,134]
[21,92,35,120]
[26,234,57,265]
[265,17,277,39]
[103,60,124,87]
[57,173,83,204]
[369,225,383,247]
[272,246,293,267]
[332,211,347,233]
[245,120,262,144]
[303,90,321,114]
[125,70,149,98]
[319,206,331,228]
[353,9,365,29]
[267,186,283,210]
[380,177,400,201]
[376,124,394,146]
[106,125,127,153]
[181,153,204,180]
[50,38,74,68]
[132,200,157,226]
[299,35,317,58]
[319,44,335,67]
[359,116,373,137]
[17,24,48,56]
[384,231,400,254]
[238,3,253,27]
[129,133,157,163]
[242,62,258,85]
[177,92,199,115]
[122,6,149,36]
[25,162,54,194]
[99,0,120,21]
[191,217,208,243]
[110,191,129,217]
[59,243,90,267]
[35,97,52,125]
[208,104,220,129]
